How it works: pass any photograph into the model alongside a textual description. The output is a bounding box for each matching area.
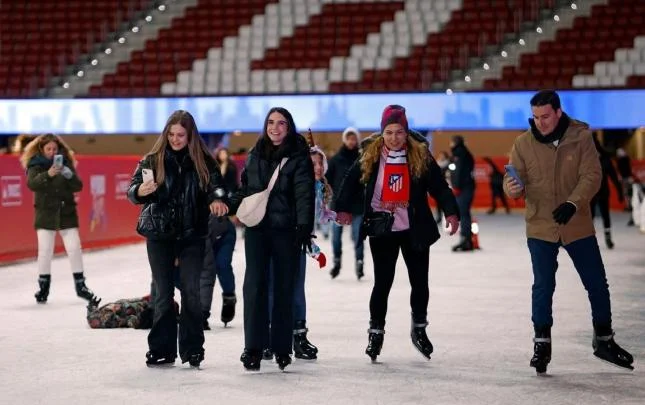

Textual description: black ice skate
[452,237,474,252]
[293,320,318,360]
[410,320,433,360]
[356,260,364,280]
[34,274,51,303]
[530,329,552,375]
[73,273,98,302]
[185,352,204,368]
[241,349,262,371]
[593,332,634,370]
[146,351,176,367]
[275,354,292,371]
[221,293,237,327]
[365,322,385,362]
[330,258,341,279]
[604,229,614,249]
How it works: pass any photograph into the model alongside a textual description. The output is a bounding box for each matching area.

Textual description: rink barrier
[1,155,643,265]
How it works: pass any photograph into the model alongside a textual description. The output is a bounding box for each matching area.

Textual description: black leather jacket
[128,147,227,241]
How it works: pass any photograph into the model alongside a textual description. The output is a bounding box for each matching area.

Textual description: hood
[342,126,362,143]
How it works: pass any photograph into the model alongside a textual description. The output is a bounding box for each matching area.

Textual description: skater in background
[20,134,99,304]
[335,105,459,362]
[128,110,228,368]
[616,147,636,225]
[228,107,315,371]
[590,132,624,249]
[215,147,239,195]
[327,126,365,279]
[449,135,476,252]
[504,90,633,374]
[482,156,510,215]
[200,214,237,329]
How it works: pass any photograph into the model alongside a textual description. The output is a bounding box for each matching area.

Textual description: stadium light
[131,26,139,33]
[483,63,490,70]
[536,27,543,34]
[571,3,577,10]
[105,48,112,55]
[91,59,98,66]
[553,14,560,22]
[145,15,153,22]
[158,4,166,11]
[501,50,508,57]
[465,75,471,82]
[446,89,453,95]
[118,37,126,44]
[77,71,84,78]
[519,38,526,46]
[62,82,70,89]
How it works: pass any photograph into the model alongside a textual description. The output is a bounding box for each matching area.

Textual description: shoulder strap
[266,157,288,192]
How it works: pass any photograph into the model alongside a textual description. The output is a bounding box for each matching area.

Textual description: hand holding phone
[504,164,524,188]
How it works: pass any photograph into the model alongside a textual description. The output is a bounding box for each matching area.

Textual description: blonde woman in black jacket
[128,110,228,368]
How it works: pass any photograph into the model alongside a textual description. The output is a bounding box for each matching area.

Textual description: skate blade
[594,354,635,371]
[146,363,175,369]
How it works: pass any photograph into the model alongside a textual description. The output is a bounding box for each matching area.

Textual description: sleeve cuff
[566,200,577,209]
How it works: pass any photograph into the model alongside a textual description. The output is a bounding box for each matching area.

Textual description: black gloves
[552,202,576,225]
[295,225,315,253]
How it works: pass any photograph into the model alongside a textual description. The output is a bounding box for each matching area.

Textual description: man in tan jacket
[504,90,633,374]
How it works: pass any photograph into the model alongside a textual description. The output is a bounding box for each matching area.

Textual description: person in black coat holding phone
[228,107,315,371]
[335,105,459,362]
[128,110,228,368]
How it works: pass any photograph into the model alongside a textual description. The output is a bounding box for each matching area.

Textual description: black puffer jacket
[128,147,227,241]
[328,145,363,215]
[336,133,459,250]
[450,142,475,190]
[229,134,315,233]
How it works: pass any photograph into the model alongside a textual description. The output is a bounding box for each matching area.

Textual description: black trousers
[491,184,509,211]
[243,227,299,355]
[146,238,205,362]
[591,190,611,230]
[368,230,430,326]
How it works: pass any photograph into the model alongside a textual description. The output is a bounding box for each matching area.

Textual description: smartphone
[53,154,64,168]
[142,168,154,183]
[504,164,524,187]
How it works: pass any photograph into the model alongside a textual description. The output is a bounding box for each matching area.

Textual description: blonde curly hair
[19,133,76,169]
[359,135,429,184]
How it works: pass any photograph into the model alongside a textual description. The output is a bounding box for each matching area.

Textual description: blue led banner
[0,90,642,134]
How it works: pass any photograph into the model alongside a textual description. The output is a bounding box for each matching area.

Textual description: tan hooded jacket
[503,117,601,245]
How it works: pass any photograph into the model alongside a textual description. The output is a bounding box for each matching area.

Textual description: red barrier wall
[0,155,143,263]
[2,154,643,264]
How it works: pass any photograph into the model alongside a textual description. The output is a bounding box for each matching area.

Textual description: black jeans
[456,186,475,238]
[147,238,205,362]
[591,191,611,230]
[368,230,430,325]
[243,227,299,355]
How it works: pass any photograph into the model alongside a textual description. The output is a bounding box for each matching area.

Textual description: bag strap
[266,157,288,192]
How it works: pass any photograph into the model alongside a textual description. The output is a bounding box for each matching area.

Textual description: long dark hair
[258,107,299,157]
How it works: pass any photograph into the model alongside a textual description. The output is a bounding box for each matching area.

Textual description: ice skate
[241,349,262,371]
[186,352,204,369]
[330,258,341,279]
[593,333,634,370]
[410,320,433,360]
[355,260,364,280]
[221,293,237,327]
[530,329,551,375]
[604,230,614,249]
[262,348,274,361]
[293,320,318,360]
[365,322,385,362]
[145,351,176,367]
[275,354,292,371]
[73,273,99,302]
[452,237,474,252]
[34,275,50,304]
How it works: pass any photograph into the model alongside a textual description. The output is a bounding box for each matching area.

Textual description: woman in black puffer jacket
[228,107,315,371]
[128,110,228,368]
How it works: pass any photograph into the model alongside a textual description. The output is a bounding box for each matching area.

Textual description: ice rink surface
[1,213,643,405]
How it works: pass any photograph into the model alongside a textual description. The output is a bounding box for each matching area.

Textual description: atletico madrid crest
[389,174,403,193]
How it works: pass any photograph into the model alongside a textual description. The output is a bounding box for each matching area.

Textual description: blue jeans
[268,252,307,322]
[331,214,364,261]
[456,187,474,237]
[527,236,612,329]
